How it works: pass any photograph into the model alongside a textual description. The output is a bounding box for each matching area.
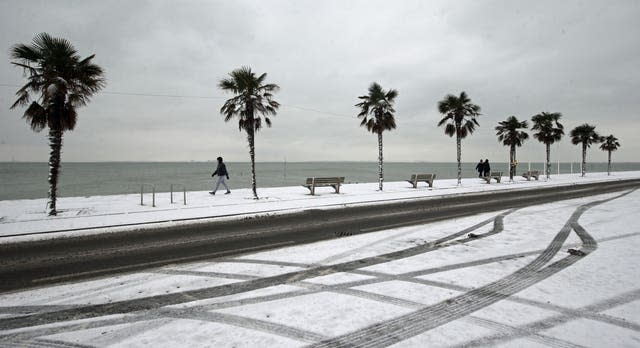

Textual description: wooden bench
[302,177,345,195]
[522,170,540,181]
[406,173,436,188]
[483,171,503,183]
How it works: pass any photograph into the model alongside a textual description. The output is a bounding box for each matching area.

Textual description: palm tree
[570,124,603,177]
[355,82,398,191]
[10,33,105,216]
[600,135,620,176]
[495,116,529,181]
[218,66,279,199]
[531,112,564,179]
[437,91,481,185]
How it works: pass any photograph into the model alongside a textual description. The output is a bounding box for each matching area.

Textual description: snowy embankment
[0,179,639,347]
[1,171,639,242]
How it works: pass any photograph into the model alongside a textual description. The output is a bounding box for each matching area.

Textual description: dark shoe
[225,191,231,195]
[209,191,215,195]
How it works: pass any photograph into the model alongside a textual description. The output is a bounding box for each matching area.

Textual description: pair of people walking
[210,157,231,195]
[475,159,491,177]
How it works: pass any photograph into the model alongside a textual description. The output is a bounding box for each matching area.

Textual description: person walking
[483,159,491,177]
[475,159,484,178]
[210,157,231,195]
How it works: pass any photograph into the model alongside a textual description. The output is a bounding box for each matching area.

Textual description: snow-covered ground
[0,172,639,347]
[1,171,639,242]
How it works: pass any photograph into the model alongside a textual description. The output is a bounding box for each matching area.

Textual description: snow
[539,319,640,347]
[604,300,640,326]
[351,280,462,306]
[1,171,639,242]
[182,262,305,278]
[0,272,238,306]
[214,292,414,337]
[1,171,640,347]
[387,320,497,348]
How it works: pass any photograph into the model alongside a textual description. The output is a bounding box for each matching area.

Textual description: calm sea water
[1,161,639,200]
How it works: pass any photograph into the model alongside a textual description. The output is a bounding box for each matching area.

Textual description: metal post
[170,184,174,204]
[557,161,560,175]
[140,183,156,207]
[169,183,187,205]
[528,162,531,171]
[571,162,573,173]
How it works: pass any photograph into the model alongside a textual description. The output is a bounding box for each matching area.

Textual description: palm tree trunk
[581,144,587,177]
[607,150,612,176]
[546,143,551,179]
[509,145,515,181]
[47,129,63,216]
[247,127,258,200]
[378,131,383,191]
[456,133,462,185]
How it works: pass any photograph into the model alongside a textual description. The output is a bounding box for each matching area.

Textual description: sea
[1,161,639,201]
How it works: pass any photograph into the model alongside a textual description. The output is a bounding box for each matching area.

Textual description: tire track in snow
[162,309,328,343]
[307,189,632,348]
[0,210,512,331]
[3,191,634,345]
[453,287,640,347]
[462,316,586,348]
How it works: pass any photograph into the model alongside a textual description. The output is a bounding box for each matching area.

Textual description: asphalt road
[1,178,638,293]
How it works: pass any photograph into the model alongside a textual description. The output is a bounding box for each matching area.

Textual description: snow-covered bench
[406,173,436,188]
[302,177,345,195]
[522,170,540,181]
[483,172,503,184]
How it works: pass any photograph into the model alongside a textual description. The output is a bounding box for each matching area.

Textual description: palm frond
[10,33,105,133]
[531,111,564,145]
[23,102,47,132]
[599,135,620,151]
[437,91,481,139]
[217,66,280,134]
[355,82,398,134]
[436,115,451,127]
[570,123,601,147]
[444,123,456,137]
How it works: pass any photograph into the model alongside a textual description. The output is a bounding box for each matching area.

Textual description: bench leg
[311,185,315,195]
[428,180,433,188]
[333,184,341,194]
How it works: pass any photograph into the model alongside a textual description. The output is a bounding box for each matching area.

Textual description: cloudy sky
[1,0,638,163]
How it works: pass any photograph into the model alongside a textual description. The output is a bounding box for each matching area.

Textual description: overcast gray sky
[1,0,638,163]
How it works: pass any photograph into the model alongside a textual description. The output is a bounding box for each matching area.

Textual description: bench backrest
[490,171,503,177]
[305,177,345,185]
[410,173,435,181]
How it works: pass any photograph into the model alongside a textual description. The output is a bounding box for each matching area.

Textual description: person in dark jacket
[475,159,484,177]
[483,159,491,177]
[210,157,231,195]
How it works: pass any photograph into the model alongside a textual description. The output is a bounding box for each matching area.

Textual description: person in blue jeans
[210,157,231,195]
